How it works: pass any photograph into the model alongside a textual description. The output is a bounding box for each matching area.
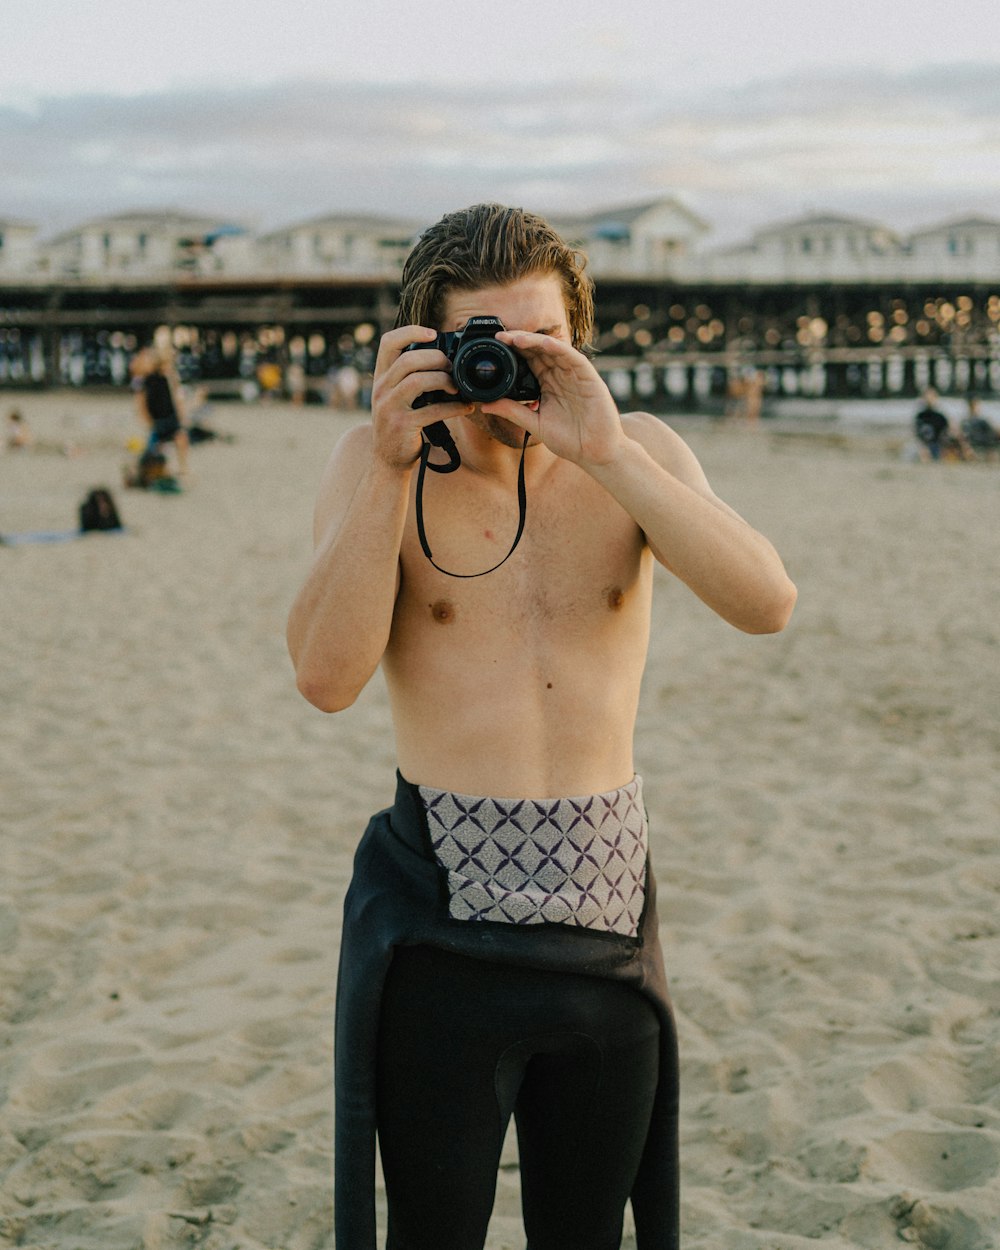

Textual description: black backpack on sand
[79,487,123,533]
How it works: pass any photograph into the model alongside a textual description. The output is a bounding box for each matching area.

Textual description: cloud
[3,64,1000,243]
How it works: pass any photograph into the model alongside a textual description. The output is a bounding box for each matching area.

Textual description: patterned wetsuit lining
[419,776,647,938]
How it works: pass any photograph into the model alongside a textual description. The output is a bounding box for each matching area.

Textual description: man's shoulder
[336,419,375,453]
[620,410,690,465]
[620,410,665,438]
[311,421,376,543]
[321,420,374,481]
[617,410,721,500]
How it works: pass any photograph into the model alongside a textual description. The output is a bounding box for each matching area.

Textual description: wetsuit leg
[514,985,660,1250]
[376,946,507,1250]
[376,945,660,1250]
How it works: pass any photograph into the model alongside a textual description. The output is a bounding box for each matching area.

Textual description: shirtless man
[287,204,796,1250]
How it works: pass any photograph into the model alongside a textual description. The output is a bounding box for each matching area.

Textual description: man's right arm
[286,426,412,711]
[286,324,469,712]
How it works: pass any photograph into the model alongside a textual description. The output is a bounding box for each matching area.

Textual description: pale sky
[4,0,1000,242]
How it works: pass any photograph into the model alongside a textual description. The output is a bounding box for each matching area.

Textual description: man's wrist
[577,427,636,481]
[368,447,419,484]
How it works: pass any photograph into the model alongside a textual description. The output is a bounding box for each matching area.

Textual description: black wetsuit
[378,945,661,1249]
[334,773,680,1250]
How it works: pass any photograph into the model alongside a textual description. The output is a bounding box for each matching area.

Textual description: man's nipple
[430,599,456,624]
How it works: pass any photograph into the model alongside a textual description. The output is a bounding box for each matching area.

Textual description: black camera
[406,315,540,409]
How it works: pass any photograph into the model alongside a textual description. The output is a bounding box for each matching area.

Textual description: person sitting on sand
[5,408,33,451]
[913,388,970,462]
[960,397,1000,459]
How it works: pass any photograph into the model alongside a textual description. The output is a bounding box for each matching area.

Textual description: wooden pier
[1,276,998,407]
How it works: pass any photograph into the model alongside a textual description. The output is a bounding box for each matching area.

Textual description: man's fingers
[496,331,581,384]
[384,348,450,388]
[374,324,438,374]
[497,329,570,359]
[398,370,462,409]
[480,398,539,432]
[373,368,460,416]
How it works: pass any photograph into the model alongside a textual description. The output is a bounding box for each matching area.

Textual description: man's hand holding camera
[490,329,625,469]
[374,314,625,475]
[370,326,473,472]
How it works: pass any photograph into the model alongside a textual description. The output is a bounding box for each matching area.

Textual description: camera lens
[471,358,500,386]
[454,340,517,402]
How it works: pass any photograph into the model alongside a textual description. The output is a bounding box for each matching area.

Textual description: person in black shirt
[132,347,190,476]
[913,388,950,460]
[912,388,975,462]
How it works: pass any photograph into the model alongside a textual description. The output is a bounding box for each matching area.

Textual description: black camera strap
[415,428,529,578]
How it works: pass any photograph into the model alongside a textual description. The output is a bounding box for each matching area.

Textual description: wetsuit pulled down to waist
[333,773,680,1250]
[419,774,648,936]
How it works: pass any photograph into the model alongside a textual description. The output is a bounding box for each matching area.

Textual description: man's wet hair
[396,203,595,351]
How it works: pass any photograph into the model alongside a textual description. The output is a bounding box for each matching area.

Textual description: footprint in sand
[866,1126,1000,1192]
[10,1041,150,1117]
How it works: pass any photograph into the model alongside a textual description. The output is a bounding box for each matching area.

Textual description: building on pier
[905,217,1000,281]
[691,213,906,284]
[256,213,422,279]
[37,211,252,282]
[5,200,1000,286]
[550,199,710,278]
[690,212,1000,285]
[0,220,40,276]
[8,201,702,284]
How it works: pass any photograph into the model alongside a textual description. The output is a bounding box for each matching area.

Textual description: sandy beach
[2,390,999,1250]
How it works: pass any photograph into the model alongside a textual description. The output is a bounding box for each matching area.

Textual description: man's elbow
[294,668,360,713]
[744,577,797,635]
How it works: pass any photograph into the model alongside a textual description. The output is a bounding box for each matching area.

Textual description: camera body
[406,315,540,409]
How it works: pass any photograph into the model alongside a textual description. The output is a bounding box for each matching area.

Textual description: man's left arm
[589,412,796,633]
[495,331,797,635]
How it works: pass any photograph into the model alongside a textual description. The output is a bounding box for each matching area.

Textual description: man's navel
[430,599,456,624]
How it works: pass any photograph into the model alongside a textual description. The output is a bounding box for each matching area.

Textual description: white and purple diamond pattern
[419,777,647,937]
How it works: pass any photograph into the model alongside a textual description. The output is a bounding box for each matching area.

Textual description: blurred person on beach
[725,367,765,424]
[913,387,948,459]
[287,360,308,406]
[287,203,796,1250]
[913,387,971,462]
[256,359,283,400]
[131,346,190,476]
[333,361,361,410]
[743,368,765,424]
[5,408,33,450]
[960,396,1000,459]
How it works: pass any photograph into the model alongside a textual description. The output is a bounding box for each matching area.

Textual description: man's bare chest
[397,467,648,633]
